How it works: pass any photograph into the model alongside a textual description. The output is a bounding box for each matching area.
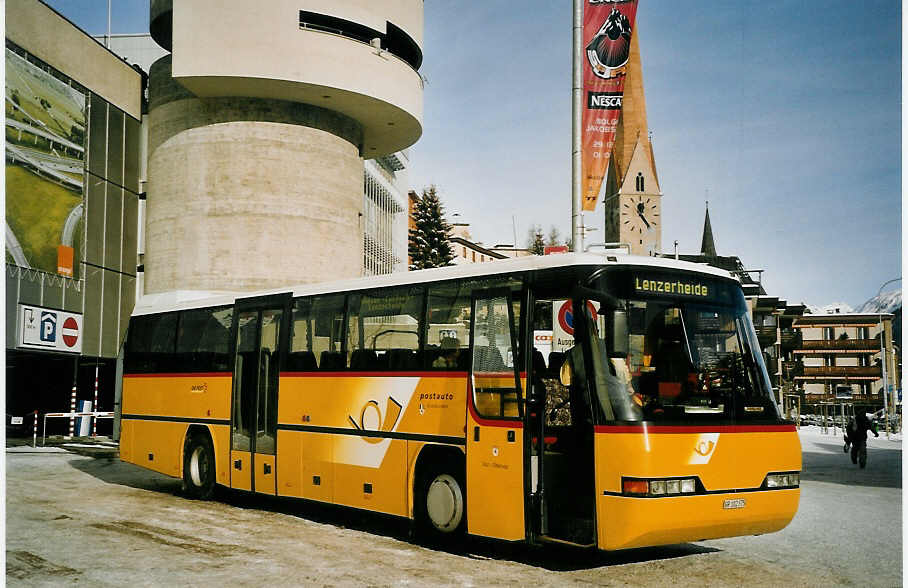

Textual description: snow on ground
[798,424,903,446]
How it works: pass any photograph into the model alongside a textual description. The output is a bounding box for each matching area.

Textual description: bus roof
[132,252,738,316]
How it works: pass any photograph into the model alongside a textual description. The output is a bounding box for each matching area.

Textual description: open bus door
[466,290,525,541]
[229,293,290,495]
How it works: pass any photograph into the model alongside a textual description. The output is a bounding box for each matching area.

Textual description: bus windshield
[582,270,780,425]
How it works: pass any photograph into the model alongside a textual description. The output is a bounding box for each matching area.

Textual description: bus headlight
[764,472,800,488]
[622,477,700,497]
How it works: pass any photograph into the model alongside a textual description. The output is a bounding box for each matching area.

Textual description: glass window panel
[472,295,520,418]
[124,115,140,192]
[176,306,233,372]
[125,311,177,373]
[232,310,257,452]
[100,270,120,358]
[347,286,424,371]
[88,93,107,177]
[84,178,105,265]
[256,309,281,455]
[122,190,138,273]
[303,295,345,370]
[425,282,471,371]
[106,106,123,186]
[104,184,123,272]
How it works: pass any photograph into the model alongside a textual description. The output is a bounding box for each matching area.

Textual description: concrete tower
[603,28,662,256]
[144,1,423,293]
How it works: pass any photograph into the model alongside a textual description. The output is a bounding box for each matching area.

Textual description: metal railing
[798,366,882,378]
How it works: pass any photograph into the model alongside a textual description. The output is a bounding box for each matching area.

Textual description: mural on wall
[5,48,86,279]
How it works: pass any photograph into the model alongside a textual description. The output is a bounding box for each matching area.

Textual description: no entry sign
[62,317,79,348]
[552,300,599,353]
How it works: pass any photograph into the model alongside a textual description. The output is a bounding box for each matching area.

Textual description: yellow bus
[119,253,800,550]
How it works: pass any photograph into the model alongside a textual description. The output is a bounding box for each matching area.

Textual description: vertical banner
[581,0,639,211]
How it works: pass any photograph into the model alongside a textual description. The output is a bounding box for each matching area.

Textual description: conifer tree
[408,186,455,270]
[529,225,545,255]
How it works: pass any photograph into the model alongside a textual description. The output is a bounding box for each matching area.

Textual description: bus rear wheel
[415,463,466,540]
[183,432,215,500]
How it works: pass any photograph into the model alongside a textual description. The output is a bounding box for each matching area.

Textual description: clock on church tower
[620,193,660,255]
[604,139,662,256]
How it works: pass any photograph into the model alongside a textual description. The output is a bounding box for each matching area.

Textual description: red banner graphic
[581,0,639,211]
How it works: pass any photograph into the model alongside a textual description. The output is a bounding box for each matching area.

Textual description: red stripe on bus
[123,372,232,378]
[594,424,796,434]
[280,371,468,378]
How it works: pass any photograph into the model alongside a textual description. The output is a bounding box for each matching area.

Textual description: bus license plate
[723,498,746,510]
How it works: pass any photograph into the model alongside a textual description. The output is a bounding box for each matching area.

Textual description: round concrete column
[145,57,364,293]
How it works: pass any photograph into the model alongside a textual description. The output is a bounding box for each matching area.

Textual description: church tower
[603,28,662,256]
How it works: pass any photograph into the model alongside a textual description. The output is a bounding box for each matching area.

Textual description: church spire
[613,26,658,191]
[700,201,717,257]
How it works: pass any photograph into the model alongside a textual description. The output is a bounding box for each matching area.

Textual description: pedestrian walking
[843,409,879,469]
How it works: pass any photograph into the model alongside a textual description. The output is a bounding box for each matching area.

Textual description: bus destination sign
[634,277,709,298]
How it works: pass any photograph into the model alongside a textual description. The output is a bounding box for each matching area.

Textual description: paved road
[5,428,901,587]
[61,203,83,247]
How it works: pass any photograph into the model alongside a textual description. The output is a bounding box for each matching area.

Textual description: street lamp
[877,277,901,438]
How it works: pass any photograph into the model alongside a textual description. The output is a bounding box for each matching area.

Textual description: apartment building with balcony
[786,312,897,406]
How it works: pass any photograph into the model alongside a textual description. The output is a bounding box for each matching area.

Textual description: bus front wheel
[182,432,216,500]
[416,463,466,539]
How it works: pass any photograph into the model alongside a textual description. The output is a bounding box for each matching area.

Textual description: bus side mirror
[608,310,628,358]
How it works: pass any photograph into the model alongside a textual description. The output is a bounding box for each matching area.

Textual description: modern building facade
[5,0,144,427]
[143,0,423,293]
[364,151,410,275]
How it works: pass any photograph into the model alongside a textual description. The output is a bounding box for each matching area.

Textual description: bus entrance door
[230,297,287,495]
[466,292,525,541]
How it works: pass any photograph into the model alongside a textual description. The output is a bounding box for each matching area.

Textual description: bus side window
[425,282,471,371]
[125,313,178,374]
[346,286,425,372]
[291,295,345,370]
[288,298,316,371]
[175,306,233,373]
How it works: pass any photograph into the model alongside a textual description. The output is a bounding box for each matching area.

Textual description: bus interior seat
[547,351,565,378]
[533,348,547,372]
[350,349,379,371]
[286,350,317,371]
[319,351,346,370]
[422,346,442,369]
[387,348,417,371]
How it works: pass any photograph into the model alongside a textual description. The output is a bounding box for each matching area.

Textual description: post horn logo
[694,440,716,457]
[586,7,632,79]
[348,397,403,444]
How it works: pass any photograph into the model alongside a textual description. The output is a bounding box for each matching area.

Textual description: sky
[45,1,902,308]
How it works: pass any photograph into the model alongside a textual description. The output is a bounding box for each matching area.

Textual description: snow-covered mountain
[805,302,854,315]
[855,289,902,314]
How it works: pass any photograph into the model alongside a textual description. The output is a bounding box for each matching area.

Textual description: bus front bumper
[597,488,800,551]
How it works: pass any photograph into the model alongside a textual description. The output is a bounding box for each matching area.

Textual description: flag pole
[571,0,583,252]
